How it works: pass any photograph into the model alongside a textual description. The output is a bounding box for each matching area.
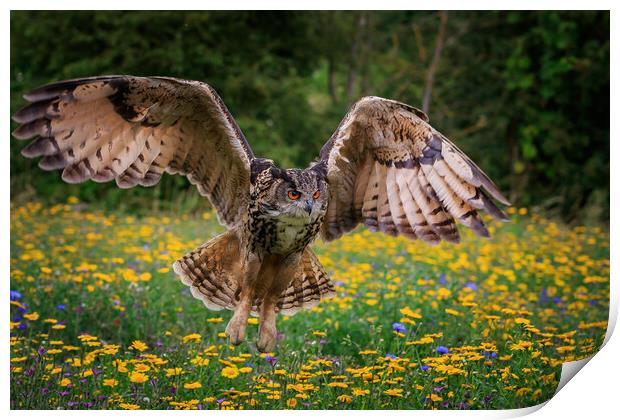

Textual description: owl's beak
[303,199,313,215]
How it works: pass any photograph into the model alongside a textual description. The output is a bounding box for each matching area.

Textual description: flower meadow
[10,199,609,410]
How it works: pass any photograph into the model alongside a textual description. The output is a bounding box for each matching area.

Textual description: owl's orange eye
[313,191,320,199]
[288,190,302,200]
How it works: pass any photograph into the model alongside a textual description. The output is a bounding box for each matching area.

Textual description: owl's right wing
[12,75,253,228]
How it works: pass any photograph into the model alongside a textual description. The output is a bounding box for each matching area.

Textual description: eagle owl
[12,76,509,352]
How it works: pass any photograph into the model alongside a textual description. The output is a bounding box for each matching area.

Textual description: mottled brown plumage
[12,76,509,352]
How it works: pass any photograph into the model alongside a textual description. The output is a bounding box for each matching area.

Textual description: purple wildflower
[438,274,447,284]
[436,345,449,355]
[10,290,22,300]
[464,282,478,291]
[421,365,430,371]
[385,353,398,359]
[56,304,66,310]
[265,355,277,366]
[392,322,407,334]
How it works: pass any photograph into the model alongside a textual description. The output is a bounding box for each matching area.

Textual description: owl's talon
[257,326,277,353]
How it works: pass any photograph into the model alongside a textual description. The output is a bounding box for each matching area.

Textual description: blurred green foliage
[10,11,609,222]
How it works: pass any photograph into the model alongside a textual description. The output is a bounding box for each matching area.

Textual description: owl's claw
[225,315,247,345]
[257,324,277,353]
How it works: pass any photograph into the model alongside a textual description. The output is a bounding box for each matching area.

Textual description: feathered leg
[225,256,260,345]
[256,254,300,352]
[257,295,278,352]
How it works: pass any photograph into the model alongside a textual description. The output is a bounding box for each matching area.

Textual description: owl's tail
[172,231,336,316]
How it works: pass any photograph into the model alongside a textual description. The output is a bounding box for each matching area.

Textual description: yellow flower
[221,366,239,379]
[358,349,377,355]
[103,379,118,387]
[436,288,451,300]
[134,363,150,372]
[139,272,152,281]
[247,318,259,325]
[312,331,326,337]
[59,378,72,387]
[129,340,148,352]
[128,371,149,383]
[239,367,253,373]
[445,308,462,316]
[509,341,533,351]
[207,317,224,323]
[327,382,348,389]
[23,312,40,321]
[286,398,297,408]
[166,368,184,377]
[400,306,422,319]
[383,388,403,397]
[184,381,202,389]
[119,403,140,410]
[352,387,370,396]
[429,393,443,402]
[337,395,352,403]
[365,299,378,306]
[182,333,202,343]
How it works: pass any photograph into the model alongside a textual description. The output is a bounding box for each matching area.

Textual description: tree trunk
[346,13,366,105]
[327,56,337,103]
[422,11,448,114]
[360,13,373,97]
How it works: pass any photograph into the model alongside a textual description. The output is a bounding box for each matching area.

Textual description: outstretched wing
[318,96,510,244]
[12,75,253,228]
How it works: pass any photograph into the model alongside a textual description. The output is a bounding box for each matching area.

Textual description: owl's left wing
[318,96,510,244]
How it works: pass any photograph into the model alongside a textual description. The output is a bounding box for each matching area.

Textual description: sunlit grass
[10,199,609,409]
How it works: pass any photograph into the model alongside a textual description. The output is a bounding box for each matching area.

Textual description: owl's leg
[225,288,252,345]
[225,257,260,345]
[257,296,278,353]
[257,256,299,352]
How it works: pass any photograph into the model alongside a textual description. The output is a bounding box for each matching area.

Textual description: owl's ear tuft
[269,166,293,183]
[250,158,275,183]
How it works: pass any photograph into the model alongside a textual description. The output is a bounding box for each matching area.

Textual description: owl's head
[251,159,328,219]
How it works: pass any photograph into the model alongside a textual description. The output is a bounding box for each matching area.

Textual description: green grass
[10,199,609,409]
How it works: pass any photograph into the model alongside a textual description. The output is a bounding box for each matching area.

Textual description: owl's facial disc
[271,168,326,219]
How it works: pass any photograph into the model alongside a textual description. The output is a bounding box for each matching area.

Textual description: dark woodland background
[10,11,610,223]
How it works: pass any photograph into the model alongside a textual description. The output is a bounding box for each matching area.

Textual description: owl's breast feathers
[247,160,325,256]
[251,213,323,255]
